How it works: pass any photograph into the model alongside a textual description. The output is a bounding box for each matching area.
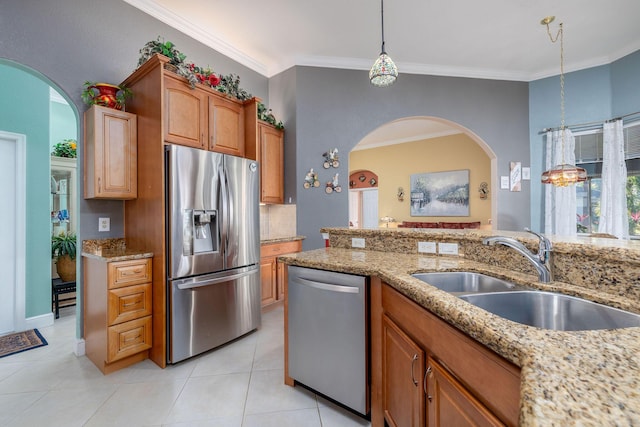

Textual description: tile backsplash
[260,204,297,240]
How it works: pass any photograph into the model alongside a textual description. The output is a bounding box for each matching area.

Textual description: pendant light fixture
[540,16,587,187]
[369,0,398,87]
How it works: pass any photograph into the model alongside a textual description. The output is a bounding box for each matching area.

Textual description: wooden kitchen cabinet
[164,72,245,156]
[382,314,425,427]
[164,73,207,148]
[209,95,245,156]
[84,105,137,199]
[260,240,302,307]
[426,356,504,427]
[84,256,153,374]
[371,279,520,427]
[245,99,285,204]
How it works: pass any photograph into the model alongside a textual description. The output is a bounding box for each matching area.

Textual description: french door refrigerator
[166,144,261,363]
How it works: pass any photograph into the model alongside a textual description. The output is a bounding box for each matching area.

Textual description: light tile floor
[0,306,371,427]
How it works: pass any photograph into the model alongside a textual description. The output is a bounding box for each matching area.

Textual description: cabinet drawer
[107,316,152,362]
[108,283,152,325]
[108,258,152,289]
[260,240,302,257]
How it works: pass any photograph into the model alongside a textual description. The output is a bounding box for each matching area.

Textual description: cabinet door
[382,314,425,427]
[164,75,206,148]
[259,124,284,204]
[84,105,137,199]
[276,260,286,301]
[209,95,245,156]
[427,357,504,427]
[260,256,277,306]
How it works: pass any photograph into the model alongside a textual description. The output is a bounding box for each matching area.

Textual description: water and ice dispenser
[183,209,218,255]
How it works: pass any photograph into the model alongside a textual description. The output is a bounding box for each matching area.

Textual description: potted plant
[51,139,77,158]
[82,81,132,110]
[137,37,198,88]
[52,232,77,282]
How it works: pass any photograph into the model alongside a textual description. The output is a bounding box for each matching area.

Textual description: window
[574,121,640,237]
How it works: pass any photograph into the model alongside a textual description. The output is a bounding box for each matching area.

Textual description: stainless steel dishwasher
[287,265,368,416]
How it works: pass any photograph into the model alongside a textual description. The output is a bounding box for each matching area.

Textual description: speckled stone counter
[82,239,153,262]
[279,230,640,426]
[260,235,306,245]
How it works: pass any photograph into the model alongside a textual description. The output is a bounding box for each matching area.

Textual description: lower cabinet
[374,280,520,427]
[84,256,153,374]
[260,240,302,307]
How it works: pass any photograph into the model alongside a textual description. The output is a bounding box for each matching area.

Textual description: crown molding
[122,0,268,76]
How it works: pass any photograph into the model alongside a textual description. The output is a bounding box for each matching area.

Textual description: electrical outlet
[351,238,366,248]
[438,242,459,255]
[98,217,110,232]
[418,241,437,254]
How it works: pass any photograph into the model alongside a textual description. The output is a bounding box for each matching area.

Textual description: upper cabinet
[209,95,245,156]
[164,72,245,156]
[245,99,284,204]
[84,105,137,200]
[164,74,206,149]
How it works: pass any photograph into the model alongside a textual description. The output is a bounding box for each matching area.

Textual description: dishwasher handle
[295,277,360,294]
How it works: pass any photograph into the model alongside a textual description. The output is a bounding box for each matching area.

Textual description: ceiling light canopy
[540,16,587,187]
[369,0,398,87]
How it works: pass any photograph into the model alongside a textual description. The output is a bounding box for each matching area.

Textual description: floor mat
[0,329,48,358]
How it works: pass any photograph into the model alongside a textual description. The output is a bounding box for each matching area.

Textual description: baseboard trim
[25,312,54,330]
[74,338,85,356]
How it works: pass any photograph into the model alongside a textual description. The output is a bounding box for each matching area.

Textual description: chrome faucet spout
[482,231,553,283]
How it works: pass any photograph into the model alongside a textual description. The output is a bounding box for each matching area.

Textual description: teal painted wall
[529,49,640,231]
[0,62,52,318]
[50,98,77,150]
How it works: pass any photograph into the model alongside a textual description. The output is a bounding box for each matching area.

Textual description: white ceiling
[123,0,640,147]
[125,0,640,81]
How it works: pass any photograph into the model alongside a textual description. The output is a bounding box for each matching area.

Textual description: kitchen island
[279,228,640,426]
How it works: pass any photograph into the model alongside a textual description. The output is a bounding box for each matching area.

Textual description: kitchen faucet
[482,228,553,283]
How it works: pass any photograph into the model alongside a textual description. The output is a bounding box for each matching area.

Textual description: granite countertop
[260,235,306,245]
[81,238,153,262]
[279,247,640,426]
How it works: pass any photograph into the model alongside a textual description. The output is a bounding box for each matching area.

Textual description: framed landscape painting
[410,170,470,216]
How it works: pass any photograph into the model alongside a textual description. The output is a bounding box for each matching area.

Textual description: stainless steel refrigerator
[166,144,261,364]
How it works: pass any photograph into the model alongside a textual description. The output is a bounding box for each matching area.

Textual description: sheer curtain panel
[599,120,629,239]
[544,129,577,236]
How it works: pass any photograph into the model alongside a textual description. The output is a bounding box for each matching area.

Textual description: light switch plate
[351,238,366,248]
[438,242,459,255]
[98,217,110,232]
[418,241,437,254]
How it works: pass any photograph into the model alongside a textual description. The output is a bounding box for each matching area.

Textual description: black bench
[52,278,76,319]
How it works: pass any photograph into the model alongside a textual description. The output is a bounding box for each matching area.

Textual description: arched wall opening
[349,116,497,229]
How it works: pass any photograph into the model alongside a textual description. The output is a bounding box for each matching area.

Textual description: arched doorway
[0,59,79,333]
[349,116,497,229]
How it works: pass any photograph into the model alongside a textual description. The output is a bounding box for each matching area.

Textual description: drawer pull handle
[411,354,419,386]
[122,268,143,276]
[122,300,141,308]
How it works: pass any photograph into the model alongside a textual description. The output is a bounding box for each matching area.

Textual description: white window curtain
[544,129,577,236]
[599,120,629,239]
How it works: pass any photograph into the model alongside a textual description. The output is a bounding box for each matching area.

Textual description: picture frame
[410,170,470,216]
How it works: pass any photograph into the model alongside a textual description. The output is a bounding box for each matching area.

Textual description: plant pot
[55,255,76,282]
[88,83,123,110]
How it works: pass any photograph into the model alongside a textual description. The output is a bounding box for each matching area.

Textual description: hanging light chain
[545,20,566,165]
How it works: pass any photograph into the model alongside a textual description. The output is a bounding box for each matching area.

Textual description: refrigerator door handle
[295,277,361,294]
[175,266,258,290]
[219,166,230,253]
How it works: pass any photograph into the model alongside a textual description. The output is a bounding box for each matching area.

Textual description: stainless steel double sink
[412,272,640,331]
